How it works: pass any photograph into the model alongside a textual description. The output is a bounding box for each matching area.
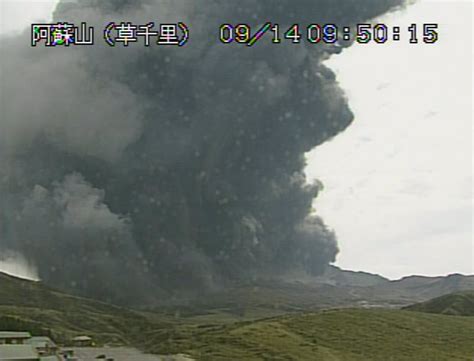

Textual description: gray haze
[0,0,405,305]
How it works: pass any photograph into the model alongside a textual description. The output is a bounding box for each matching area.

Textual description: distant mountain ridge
[316,265,474,290]
[314,265,389,287]
[366,272,474,305]
[2,267,473,311]
[175,267,474,313]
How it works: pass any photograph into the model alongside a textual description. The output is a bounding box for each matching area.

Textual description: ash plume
[0,0,405,305]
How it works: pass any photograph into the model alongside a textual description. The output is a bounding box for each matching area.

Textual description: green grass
[403,290,474,316]
[152,309,474,361]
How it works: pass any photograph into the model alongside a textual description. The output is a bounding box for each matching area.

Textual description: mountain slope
[315,265,389,287]
[0,272,168,345]
[384,273,474,299]
[188,271,474,312]
[144,309,474,361]
[403,290,474,316]
[3,269,474,321]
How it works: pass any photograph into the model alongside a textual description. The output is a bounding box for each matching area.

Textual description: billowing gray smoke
[0,0,404,305]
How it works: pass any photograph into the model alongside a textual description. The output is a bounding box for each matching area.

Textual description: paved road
[69,347,194,361]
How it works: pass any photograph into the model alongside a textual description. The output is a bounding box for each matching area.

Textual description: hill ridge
[403,290,474,316]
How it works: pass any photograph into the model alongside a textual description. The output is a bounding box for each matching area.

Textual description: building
[25,338,57,357]
[58,349,76,360]
[0,344,39,361]
[0,333,32,346]
[72,336,93,347]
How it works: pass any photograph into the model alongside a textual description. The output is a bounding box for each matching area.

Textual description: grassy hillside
[142,308,474,361]
[403,290,474,316]
[0,272,169,345]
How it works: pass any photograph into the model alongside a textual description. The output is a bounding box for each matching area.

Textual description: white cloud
[306,0,472,279]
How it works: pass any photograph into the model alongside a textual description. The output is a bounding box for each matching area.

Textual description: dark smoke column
[0,0,405,304]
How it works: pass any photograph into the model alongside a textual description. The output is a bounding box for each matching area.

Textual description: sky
[0,0,472,280]
[0,0,58,35]
[306,0,473,279]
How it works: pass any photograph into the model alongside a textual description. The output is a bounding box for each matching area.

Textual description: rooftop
[38,357,60,361]
[0,332,32,340]
[25,337,56,349]
[72,336,91,342]
[0,345,39,360]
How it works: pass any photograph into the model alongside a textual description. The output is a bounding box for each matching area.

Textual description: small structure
[25,338,57,357]
[0,333,32,345]
[58,349,77,361]
[72,336,93,347]
[0,344,39,361]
